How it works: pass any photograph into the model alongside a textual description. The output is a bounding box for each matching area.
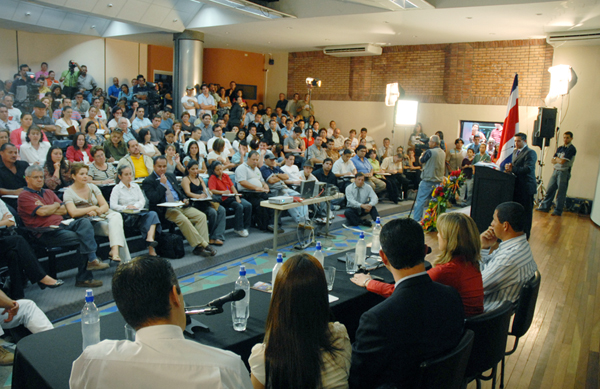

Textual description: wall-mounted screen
[459,120,504,146]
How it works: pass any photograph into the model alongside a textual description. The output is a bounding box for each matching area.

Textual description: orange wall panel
[203,48,265,105]
[147,45,173,80]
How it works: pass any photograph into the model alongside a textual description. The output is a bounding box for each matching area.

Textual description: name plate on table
[157,201,185,208]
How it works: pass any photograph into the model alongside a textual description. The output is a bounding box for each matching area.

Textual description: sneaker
[329,211,335,219]
[235,230,249,237]
[75,279,103,288]
[332,205,341,211]
[0,347,14,366]
[86,259,109,271]
[315,217,327,224]
[203,245,217,257]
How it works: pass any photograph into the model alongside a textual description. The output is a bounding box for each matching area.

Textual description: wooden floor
[423,210,600,389]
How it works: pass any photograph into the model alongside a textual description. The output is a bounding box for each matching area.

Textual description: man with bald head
[412,135,445,222]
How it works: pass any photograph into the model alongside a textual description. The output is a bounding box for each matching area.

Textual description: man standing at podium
[505,133,536,239]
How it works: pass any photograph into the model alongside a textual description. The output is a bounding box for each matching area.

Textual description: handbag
[156,232,185,259]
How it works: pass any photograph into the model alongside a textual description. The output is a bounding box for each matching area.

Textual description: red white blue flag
[498,74,519,171]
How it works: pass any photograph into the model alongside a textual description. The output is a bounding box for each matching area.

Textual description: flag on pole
[498,74,519,171]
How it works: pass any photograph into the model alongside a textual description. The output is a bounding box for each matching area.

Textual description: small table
[260,193,344,256]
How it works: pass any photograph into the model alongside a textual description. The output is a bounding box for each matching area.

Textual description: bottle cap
[376,217,381,224]
[360,232,365,239]
[316,241,322,250]
[276,253,283,263]
[85,289,94,303]
[239,265,246,276]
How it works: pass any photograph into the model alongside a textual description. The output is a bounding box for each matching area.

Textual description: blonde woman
[63,163,131,263]
[351,212,483,317]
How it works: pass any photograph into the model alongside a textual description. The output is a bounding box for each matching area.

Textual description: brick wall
[288,39,553,106]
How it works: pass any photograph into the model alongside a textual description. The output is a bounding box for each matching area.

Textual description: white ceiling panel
[91,0,127,18]
[59,12,88,32]
[13,2,45,24]
[159,9,186,31]
[37,7,67,29]
[63,0,98,13]
[140,4,170,26]
[173,0,203,14]
[0,0,20,20]
[34,0,69,8]
[151,0,176,8]
[115,0,147,22]
[80,15,111,35]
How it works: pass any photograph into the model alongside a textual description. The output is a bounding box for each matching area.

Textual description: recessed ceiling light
[107,3,113,7]
[173,19,178,22]
[466,17,472,19]
[536,13,542,16]
[25,12,31,16]
[91,25,96,29]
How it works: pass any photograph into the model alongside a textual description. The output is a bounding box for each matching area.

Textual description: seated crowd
[1,63,537,378]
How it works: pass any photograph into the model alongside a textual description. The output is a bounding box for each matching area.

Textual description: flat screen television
[459,120,504,146]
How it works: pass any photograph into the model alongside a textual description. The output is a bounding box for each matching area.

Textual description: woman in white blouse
[63,163,131,263]
[20,126,51,165]
[248,253,351,389]
[55,107,80,139]
[138,128,161,157]
[207,138,235,170]
[110,165,161,257]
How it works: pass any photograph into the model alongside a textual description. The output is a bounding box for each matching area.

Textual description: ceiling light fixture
[204,0,296,19]
[388,0,417,9]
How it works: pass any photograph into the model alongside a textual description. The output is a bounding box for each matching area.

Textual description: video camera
[14,71,41,112]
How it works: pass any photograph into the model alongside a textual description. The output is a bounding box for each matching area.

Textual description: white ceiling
[4,0,600,52]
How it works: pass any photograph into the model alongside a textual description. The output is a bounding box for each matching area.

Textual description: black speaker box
[535,107,557,138]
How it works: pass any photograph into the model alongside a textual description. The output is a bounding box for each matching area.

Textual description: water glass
[231,301,249,332]
[346,252,358,274]
[324,266,336,291]
[124,323,136,341]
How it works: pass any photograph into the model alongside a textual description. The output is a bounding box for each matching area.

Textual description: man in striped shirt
[480,202,538,312]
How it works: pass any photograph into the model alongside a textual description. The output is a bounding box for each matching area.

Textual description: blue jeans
[460,178,474,206]
[412,180,440,222]
[222,197,252,231]
[540,169,571,214]
[38,218,98,282]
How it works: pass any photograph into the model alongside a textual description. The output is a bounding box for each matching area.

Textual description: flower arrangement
[421,170,465,232]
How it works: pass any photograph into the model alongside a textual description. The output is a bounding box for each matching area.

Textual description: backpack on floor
[156,232,185,259]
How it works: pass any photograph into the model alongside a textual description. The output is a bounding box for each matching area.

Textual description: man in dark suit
[263,119,283,147]
[505,132,537,239]
[142,156,216,257]
[349,218,464,389]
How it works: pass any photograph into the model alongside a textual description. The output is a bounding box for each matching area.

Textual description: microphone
[207,289,246,308]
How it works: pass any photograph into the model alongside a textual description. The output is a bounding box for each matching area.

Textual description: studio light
[394,100,419,125]
[548,65,577,96]
[385,83,400,106]
[306,78,322,87]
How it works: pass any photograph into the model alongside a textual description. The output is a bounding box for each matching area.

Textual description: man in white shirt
[359,127,376,150]
[181,85,199,120]
[183,127,207,157]
[70,256,252,389]
[207,125,234,157]
[332,128,345,151]
[197,84,216,118]
[0,105,19,132]
[333,149,358,194]
[281,153,303,186]
[2,96,21,123]
[132,107,152,132]
[327,120,337,139]
[86,98,107,124]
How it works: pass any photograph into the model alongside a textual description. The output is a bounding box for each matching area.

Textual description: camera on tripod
[14,71,40,113]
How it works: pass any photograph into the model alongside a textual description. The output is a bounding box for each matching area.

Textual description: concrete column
[173,30,204,119]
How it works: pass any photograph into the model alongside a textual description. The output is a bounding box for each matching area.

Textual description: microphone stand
[183,305,224,337]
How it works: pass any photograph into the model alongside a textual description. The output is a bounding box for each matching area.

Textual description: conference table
[12,252,390,389]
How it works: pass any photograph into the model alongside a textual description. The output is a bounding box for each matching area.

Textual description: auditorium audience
[103,129,127,162]
[18,165,105,288]
[143,156,216,257]
[349,218,464,389]
[0,143,28,198]
[164,144,186,175]
[138,128,161,157]
[344,173,378,227]
[55,106,79,139]
[235,150,275,232]
[70,257,252,388]
[44,146,73,190]
[249,253,351,389]
[474,143,491,163]
[208,160,251,237]
[87,146,117,184]
[64,163,130,263]
[118,139,154,179]
[110,165,160,257]
[84,121,104,148]
[351,145,386,194]
[10,113,47,149]
[181,161,227,245]
[480,202,538,311]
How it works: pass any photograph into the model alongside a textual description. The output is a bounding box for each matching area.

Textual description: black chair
[416,329,475,389]
[465,301,514,389]
[500,271,542,388]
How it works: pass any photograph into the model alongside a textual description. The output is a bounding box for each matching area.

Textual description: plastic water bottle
[371,217,382,255]
[232,266,250,332]
[81,289,100,351]
[272,253,284,289]
[355,232,367,268]
[314,241,325,267]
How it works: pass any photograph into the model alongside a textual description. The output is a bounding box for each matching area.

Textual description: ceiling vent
[323,44,382,57]
[547,29,600,44]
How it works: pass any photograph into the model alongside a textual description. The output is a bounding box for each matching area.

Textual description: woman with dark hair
[110,165,161,257]
[55,106,79,139]
[408,122,429,158]
[85,121,104,147]
[181,161,226,246]
[118,84,132,104]
[232,129,247,152]
[182,140,206,171]
[51,84,65,110]
[87,146,117,185]
[44,146,73,190]
[138,128,161,157]
[66,132,93,163]
[207,138,235,170]
[403,147,421,188]
[303,127,315,149]
[435,130,446,151]
[11,113,47,149]
[351,213,483,317]
[249,254,351,388]
[306,115,316,130]
[217,87,231,119]
[164,144,186,175]
[180,112,194,133]
[208,160,251,237]
[20,126,51,165]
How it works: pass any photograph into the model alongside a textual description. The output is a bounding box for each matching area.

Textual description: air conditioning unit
[323,44,382,57]
[547,29,600,44]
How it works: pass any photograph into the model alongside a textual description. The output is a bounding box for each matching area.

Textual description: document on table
[328,295,339,303]
[157,201,185,207]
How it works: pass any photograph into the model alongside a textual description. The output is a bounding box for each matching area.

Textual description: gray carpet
[23,201,414,321]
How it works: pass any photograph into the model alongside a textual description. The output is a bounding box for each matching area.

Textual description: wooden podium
[471,166,515,233]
